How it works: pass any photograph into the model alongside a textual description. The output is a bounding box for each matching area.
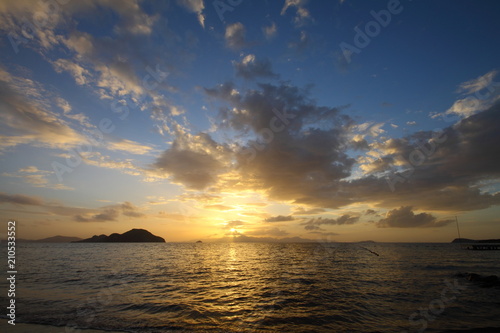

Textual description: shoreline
[0,319,126,333]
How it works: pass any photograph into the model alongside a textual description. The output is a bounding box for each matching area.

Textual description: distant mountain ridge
[452,238,500,243]
[74,229,165,243]
[7,235,83,243]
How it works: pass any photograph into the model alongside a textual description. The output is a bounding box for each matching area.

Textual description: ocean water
[1,242,499,332]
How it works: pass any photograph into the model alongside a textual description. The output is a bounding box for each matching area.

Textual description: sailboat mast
[455,216,462,247]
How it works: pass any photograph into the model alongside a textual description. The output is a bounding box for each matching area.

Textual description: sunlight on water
[0,242,499,332]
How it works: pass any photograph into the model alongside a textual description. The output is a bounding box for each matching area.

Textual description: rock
[74,229,165,243]
[456,272,500,288]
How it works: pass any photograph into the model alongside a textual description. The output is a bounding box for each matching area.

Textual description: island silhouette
[73,228,165,243]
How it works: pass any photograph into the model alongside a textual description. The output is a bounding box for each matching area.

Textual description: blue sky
[1,0,499,242]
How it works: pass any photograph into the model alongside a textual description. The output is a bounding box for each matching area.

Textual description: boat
[454,217,500,250]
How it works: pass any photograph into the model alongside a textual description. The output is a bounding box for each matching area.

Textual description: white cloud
[52,59,90,85]
[457,70,498,94]
[108,139,155,155]
[177,0,205,28]
[281,0,312,27]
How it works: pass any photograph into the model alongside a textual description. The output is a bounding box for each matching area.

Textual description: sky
[0,0,499,242]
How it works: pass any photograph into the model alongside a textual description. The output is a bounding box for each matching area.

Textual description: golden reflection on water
[5,242,500,332]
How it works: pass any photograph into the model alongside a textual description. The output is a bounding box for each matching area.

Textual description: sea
[1,242,499,333]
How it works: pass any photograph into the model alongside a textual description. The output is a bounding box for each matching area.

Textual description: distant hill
[452,238,500,244]
[3,235,83,243]
[74,229,165,243]
[199,235,320,243]
[34,235,83,243]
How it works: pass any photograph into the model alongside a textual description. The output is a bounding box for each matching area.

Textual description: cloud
[365,209,377,215]
[1,0,188,142]
[204,204,234,211]
[152,132,232,190]
[376,206,453,228]
[435,70,500,119]
[0,67,87,150]
[265,215,294,222]
[0,192,43,206]
[444,97,492,118]
[2,167,73,190]
[107,139,155,155]
[293,207,327,215]
[75,208,120,222]
[288,30,310,52]
[206,81,355,206]
[52,59,90,85]
[457,70,498,94]
[177,0,205,28]
[225,22,247,50]
[177,193,222,203]
[224,220,245,229]
[262,22,277,39]
[406,121,417,126]
[281,0,312,27]
[301,215,360,230]
[204,79,500,215]
[74,201,144,222]
[233,54,279,80]
[121,201,145,217]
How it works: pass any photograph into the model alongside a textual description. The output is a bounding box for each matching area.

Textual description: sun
[230,228,236,233]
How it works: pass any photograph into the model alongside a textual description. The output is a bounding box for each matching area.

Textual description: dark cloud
[376,206,453,228]
[206,82,355,207]
[301,215,360,230]
[74,202,144,222]
[203,84,500,215]
[121,201,145,218]
[75,208,120,222]
[265,215,294,222]
[152,132,231,190]
[233,55,279,80]
[0,192,43,206]
[154,149,221,189]
[359,102,500,211]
